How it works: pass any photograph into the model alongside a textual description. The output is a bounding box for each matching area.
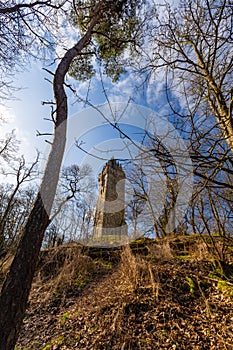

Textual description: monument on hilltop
[92,158,128,244]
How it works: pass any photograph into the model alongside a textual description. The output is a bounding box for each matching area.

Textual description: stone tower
[93,158,128,243]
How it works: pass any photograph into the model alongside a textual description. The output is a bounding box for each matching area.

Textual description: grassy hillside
[1,236,233,349]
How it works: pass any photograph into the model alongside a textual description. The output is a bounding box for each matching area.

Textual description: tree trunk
[0,194,50,349]
[0,3,102,348]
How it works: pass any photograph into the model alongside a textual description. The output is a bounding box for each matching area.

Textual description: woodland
[0,1,232,349]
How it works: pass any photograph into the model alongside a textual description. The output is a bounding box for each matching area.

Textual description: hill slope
[5,237,233,349]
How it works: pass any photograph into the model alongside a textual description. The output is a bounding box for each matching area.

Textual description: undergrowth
[6,235,233,349]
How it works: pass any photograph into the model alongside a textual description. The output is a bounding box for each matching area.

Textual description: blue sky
[0,58,172,169]
[0,0,188,176]
[0,40,194,238]
[0,63,54,162]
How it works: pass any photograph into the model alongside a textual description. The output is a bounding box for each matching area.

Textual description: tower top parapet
[101,157,124,175]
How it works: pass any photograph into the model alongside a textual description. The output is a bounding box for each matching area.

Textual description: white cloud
[55,3,80,58]
[0,105,16,124]
[0,105,17,142]
[0,104,41,165]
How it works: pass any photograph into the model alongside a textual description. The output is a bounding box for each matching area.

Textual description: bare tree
[0,9,100,348]
[0,184,37,255]
[0,154,39,255]
[0,1,145,348]
[0,129,19,164]
[126,194,145,238]
[44,163,95,246]
[0,0,65,98]
[144,0,233,152]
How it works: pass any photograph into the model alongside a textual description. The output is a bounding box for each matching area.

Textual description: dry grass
[15,236,233,350]
[32,246,103,305]
[120,244,160,298]
[147,239,174,261]
[191,241,210,260]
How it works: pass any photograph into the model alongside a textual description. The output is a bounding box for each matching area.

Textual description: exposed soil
[3,237,233,350]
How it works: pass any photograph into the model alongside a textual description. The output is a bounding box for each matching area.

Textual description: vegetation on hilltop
[1,236,230,349]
